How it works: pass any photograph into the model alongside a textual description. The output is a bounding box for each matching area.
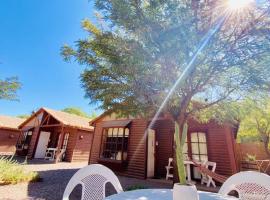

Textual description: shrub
[126,185,148,191]
[245,153,257,161]
[0,156,40,185]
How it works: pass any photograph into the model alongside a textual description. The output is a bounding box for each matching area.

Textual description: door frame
[147,129,156,178]
[34,131,51,158]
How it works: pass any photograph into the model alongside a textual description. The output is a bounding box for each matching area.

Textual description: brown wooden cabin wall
[27,126,40,158]
[71,129,93,162]
[154,118,237,178]
[89,119,148,179]
[0,128,20,154]
[63,127,77,162]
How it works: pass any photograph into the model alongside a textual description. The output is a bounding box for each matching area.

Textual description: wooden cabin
[88,112,238,180]
[0,115,24,155]
[17,108,94,162]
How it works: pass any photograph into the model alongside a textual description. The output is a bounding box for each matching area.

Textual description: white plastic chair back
[165,158,174,180]
[219,171,270,200]
[63,164,123,200]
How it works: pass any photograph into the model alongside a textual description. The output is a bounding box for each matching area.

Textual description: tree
[238,97,270,158]
[0,77,20,100]
[17,114,30,119]
[62,0,270,184]
[62,107,96,119]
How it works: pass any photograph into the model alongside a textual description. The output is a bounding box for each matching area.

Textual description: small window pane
[116,152,122,160]
[192,154,200,161]
[200,155,208,162]
[200,143,208,154]
[191,143,199,154]
[125,128,129,137]
[191,133,198,142]
[123,152,128,161]
[108,128,113,136]
[113,128,118,137]
[198,132,206,143]
[118,128,124,136]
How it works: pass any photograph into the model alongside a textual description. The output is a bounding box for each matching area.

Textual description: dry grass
[0,156,40,185]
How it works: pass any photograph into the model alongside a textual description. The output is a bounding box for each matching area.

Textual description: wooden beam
[54,126,65,163]
[40,114,50,126]
[40,124,62,128]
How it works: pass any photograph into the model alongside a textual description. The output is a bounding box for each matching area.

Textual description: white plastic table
[105,189,237,200]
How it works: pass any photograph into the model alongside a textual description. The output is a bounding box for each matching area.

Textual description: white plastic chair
[165,158,173,180]
[219,171,270,200]
[201,161,217,188]
[63,164,123,200]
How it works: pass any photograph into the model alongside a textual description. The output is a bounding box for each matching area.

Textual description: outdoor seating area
[62,164,270,200]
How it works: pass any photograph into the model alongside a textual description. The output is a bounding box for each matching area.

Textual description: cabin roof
[0,115,25,130]
[19,107,94,131]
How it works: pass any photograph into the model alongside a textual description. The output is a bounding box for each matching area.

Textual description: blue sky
[0,0,100,116]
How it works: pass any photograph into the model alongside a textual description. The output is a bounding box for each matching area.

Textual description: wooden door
[34,131,51,158]
[147,129,156,178]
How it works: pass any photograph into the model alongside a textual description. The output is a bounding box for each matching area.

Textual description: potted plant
[173,122,198,200]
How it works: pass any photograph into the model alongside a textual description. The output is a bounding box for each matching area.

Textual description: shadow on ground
[26,168,173,200]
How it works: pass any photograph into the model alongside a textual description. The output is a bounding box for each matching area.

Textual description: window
[100,128,129,161]
[190,132,208,162]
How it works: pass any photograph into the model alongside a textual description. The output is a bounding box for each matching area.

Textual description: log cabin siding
[0,128,20,154]
[72,130,93,162]
[89,113,237,179]
[64,128,77,162]
[27,126,40,158]
[154,119,237,178]
[89,119,148,179]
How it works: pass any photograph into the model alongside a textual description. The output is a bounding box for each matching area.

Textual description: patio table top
[105,189,237,200]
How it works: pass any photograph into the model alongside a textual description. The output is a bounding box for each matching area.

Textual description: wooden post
[54,126,64,163]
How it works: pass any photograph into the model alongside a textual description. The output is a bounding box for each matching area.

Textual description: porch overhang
[102,120,131,128]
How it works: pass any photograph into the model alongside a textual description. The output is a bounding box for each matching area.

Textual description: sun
[227,0,253,10]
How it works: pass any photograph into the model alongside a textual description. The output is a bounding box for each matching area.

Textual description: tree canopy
[62,0,270,182]
[62,107,97,119]
[17,114,30,119]
[62,0,270,121]
[238,97,270,158]
[0,77,21,100]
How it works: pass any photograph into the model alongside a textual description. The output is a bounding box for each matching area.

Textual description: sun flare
[227,0,253,10]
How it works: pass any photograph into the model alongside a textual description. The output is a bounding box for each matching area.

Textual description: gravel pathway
[0,159,172,200]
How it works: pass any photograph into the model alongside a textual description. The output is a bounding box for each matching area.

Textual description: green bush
[0,156,40,185]
[126,185,148,191]
[245,153,257,161]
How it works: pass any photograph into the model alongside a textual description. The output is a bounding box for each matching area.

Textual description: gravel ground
[0,159,172,200]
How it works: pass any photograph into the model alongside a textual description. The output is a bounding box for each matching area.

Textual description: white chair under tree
[63,164,123,200]
[165,158,174,180]
[201,161,217,188]
[219,171,270,200]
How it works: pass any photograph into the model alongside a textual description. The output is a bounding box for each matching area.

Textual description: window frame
[189,131,208,162]
[184,130,209,162]
[99,127,130,163]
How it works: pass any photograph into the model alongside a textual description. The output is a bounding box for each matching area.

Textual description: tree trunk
[263,136,270,159]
